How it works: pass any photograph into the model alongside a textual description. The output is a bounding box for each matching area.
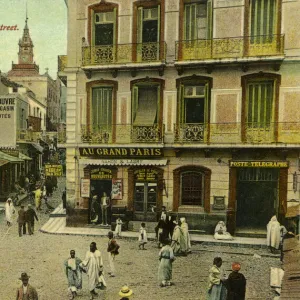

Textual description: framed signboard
[45,164,63,177]
[111,178,122,200]
[81,178,90,198]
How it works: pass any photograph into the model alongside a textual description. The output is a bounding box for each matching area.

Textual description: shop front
[228,160,288,234]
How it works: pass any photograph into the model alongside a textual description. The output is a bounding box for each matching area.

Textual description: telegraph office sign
[229,161,289,168]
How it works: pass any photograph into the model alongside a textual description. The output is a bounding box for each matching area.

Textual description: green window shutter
[157,5,160,43]
[207,0,213,39]
[156,85,160,124]
[132,86,139,123]
[137,7,143,44]
[113,8,117,45]
[92,10,95,46]
[204,83,209,124]
[179,84,185,123]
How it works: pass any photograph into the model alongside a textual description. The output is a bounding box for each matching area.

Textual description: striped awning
[79,159,168,166]
[0,151,23,163]
[19,152,32,161]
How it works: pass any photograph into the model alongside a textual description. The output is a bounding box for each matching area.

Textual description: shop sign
[111,179,122,200]
[79,147,163,158]
[81,178,90,198]
[229,161,289,168]
[45,164,63,177]
[0,148,19,157]
[90,167,112,180]
[134,168,158,181]
[0,97,16,148]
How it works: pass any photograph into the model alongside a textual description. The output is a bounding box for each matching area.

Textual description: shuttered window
[250,0,277,43]
[246,81,274,128]
[91,87,113,131]
[184,0,212,40]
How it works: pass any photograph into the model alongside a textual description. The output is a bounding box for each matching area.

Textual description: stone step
[49,203,66,217]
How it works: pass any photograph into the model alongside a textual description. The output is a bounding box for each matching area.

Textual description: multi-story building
[7,18,61,131]
[61,0,300,235]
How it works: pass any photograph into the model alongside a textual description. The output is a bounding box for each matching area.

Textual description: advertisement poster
[0,0,299,299]
[111,178,122,200]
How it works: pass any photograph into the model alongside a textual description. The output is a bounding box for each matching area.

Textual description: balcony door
[178,84,209,142]
[93,10,117,63]
[245,81,275,143]
[137,6,160,61]
[248,0,279,55]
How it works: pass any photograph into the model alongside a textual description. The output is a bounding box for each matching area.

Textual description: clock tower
[18,17,34,64]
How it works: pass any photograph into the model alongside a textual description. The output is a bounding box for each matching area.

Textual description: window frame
[88,2,118,47]
[241,73,281,142]
[86,80,118,141]
[173,165,211,212]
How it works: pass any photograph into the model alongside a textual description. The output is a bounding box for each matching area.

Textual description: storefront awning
[19,152,32,161]
[79,159,168,166]
[0,151,24,163]
[0,159,9,167]
[30,143,44,153]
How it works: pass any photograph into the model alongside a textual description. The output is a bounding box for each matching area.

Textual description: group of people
[90,192,111,225]
[5,199,39,236]
[64,232,121,300]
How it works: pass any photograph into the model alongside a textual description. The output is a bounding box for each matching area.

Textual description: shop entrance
[236,168,279,229]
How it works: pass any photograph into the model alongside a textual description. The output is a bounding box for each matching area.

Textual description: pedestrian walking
[17,205,27,237]
[207,257,227,300]
[171,220,187,256]
[100,192,109,225]
[226,262,246,300]
[5,197,15,226]
[62,187,67,209]
[80,242,106,299]
[138,222,148,250]
[24,176,30,192]
[25,204,39,235]
[64,250,82,299]
[180,217,192,253]
[16,272,38,300]
[114,217,123,237]
[107,231,120,277]
[33,185,42,211]
[158,238,175,287]
[118,285,133,300]
[266,215,281,253]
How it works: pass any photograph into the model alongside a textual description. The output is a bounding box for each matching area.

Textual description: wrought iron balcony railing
[174,123,208,143]
[57,128,67,144]
[82,42,167,66]
[58,55,67,72]
[175,34,284,61]
[80,124,164,144]
[17,130,42,142]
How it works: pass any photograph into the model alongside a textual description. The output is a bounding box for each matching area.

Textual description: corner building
[60,0,300,235]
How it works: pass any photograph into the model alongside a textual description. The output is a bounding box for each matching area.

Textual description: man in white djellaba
[267,215,281,253]
[214,221,233,240]
[5,198,15,226]
[80,242,105,299]
[180,217,192,253]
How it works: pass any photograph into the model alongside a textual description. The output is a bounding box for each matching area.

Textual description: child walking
[138,222,148,250]
[115,217,123,237]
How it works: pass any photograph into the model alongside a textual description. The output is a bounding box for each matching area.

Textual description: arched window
[173,165,211,212]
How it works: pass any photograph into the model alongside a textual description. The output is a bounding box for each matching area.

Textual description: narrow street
[0,178,281,300]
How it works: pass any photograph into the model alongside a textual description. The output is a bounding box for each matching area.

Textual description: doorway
[236,168,279,229]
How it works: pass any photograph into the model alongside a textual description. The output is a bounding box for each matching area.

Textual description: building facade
[62,0,300,234]
[7,18,61,131]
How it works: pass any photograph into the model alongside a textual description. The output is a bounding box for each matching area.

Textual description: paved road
[0,178,281,300]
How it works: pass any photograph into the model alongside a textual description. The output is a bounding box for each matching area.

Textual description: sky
[0,0,67,79]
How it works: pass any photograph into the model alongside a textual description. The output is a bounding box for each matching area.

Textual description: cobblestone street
[0,178,281,300]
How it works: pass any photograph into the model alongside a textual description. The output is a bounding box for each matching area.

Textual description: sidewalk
[40,204,270,250]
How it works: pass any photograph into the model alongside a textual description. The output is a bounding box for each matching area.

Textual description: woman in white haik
[5,198,15,226]
[115,217,123,237]
[214,221,233,240]
[180,217,192,253]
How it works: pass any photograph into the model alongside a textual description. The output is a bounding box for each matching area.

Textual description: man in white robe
[180,217,192,253]
[5,198,15,226]
[214,221,233,240]
[171,221,187,256]
[80,242,105,299]
[267,215,281,252]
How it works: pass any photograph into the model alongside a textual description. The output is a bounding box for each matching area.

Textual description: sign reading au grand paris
[79,147,163,158]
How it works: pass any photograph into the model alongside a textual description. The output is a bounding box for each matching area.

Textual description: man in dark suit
[17,205,26,237]
[16,272,38,300]
[25,204,39,235]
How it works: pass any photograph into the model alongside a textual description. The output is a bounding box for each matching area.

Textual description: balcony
[80,124,164,144]
[175,35,284,64]
[17,130,42,143]
[174,122,300,145]
[58,55,67,86]
[82,42,167,76]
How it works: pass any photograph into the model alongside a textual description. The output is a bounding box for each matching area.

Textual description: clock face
[21,55,29,63]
